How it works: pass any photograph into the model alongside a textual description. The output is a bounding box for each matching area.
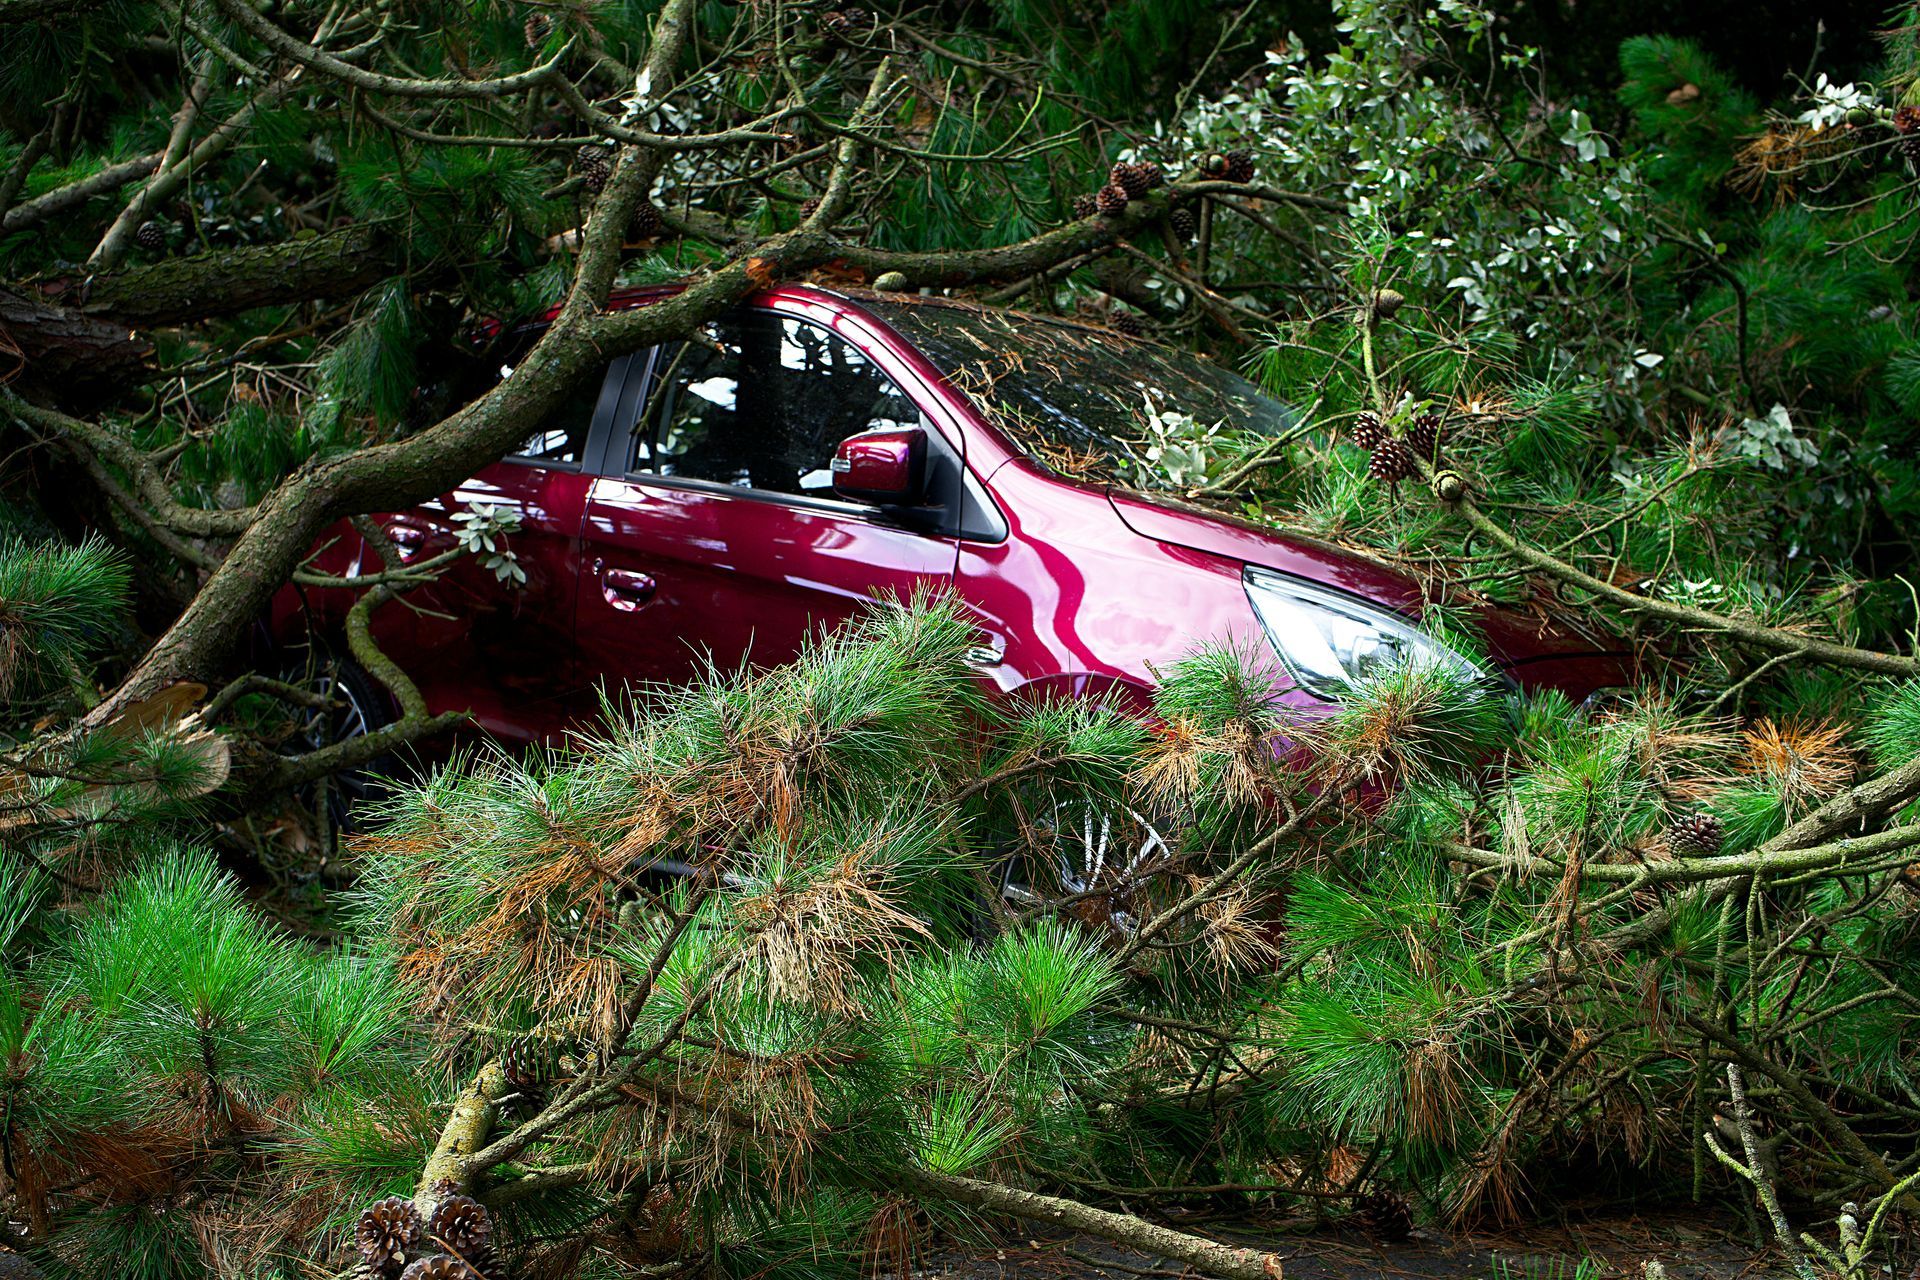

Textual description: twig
[905,1168,1288,1280]
[1704,1064,1819,1280]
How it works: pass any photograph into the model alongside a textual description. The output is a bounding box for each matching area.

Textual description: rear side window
[469,328,603,467]
[634,311,920,495]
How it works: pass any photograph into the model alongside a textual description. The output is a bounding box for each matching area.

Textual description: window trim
[501,453,585,473]
[497,351,635,472]
[589,348,656,479]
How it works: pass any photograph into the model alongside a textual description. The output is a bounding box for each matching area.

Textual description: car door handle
[599,566,658,612]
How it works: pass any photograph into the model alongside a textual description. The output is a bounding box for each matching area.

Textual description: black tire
[988,799,1171,943]
[279,641,395,839]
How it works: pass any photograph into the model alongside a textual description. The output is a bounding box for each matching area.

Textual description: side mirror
[832,426,927,505]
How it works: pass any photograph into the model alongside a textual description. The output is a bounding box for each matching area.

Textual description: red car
[273,285,1628,764]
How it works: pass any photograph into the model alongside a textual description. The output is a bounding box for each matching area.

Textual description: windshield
[862,295,1295,489]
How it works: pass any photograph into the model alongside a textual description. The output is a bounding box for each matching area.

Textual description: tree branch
[0,153,165,234]
[47,224,399,328]
[209,0,573,100]
[1440,487,1919,676]
[903,1168,1288,1280]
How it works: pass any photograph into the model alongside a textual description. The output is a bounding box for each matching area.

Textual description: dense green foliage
[7,0,1920,1277]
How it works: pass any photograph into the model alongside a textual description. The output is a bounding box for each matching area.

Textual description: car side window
[478,329,602,467]
[637,311,921,495]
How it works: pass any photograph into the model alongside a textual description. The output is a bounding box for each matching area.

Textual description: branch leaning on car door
[254,519,468,793]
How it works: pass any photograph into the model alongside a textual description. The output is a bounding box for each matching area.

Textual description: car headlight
[1243,566,1484,699]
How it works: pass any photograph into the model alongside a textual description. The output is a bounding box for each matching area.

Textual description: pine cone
[1094,184,1130,217]
[630,202,663,239]
[1406,411,1442,461]
[522,9,552,46]
[357,1197,424,1275]
[1349,411,1387,451]
[1223,147,1256,183]
[1370,287,1405,321]
[427,1195,494,1262]
[796,196,820,220]
[1367,437,1414,484]
[1354,1191,1414,1242]
[1670,811,1724,855]
[1894,106,1920,166]
[1168,206,1197,241]
[0,1254,47,1280]
[135,220,165,251]
[1110,311,1145,337]
[576,147,612,193]
[502,1036,576,1094]
[1071,192,1098,219]
[1109,160,1162,198]
[399,1257,476,1280]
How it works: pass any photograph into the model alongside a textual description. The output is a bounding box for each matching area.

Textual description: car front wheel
[280,645,394,843]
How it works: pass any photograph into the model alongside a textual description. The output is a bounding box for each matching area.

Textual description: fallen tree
[6,0,1920,1277]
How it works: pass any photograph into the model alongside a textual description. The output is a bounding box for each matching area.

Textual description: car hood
[1106,487,1621,669]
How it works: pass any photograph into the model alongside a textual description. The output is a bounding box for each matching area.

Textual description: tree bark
[417,1061,512,1208]
[0,0,105,21]
[39,224,400,328]
[0,287,151,398]
[0,153,163,234]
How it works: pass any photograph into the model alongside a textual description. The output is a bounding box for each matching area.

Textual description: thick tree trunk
[38,224,400,327]
[0,286,151,398]
[0,0,106,21]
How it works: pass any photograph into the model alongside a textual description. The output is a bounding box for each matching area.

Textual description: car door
[367,340,631,742]
[576,305,961,703]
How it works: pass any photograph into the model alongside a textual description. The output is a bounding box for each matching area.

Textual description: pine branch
[208,0,576,100]
[1442,822,1920,884]
[1436,482,1919,676]
[86,69,307,272]
[5,393,255,537]
[46,224,399,328]
[1687,1018,1920,1216]
[0,156,161,235]
[88,62,215,270]
[903,1168,1288,1280]
[416,1060,514,1204]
